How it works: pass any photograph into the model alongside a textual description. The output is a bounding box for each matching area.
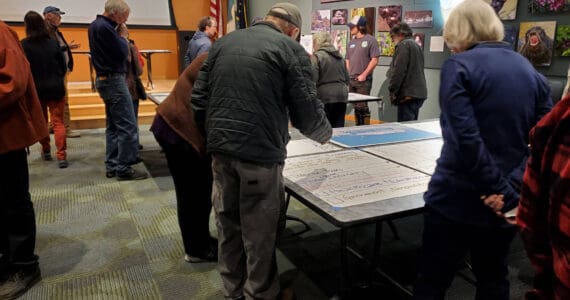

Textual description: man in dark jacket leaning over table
[192,3,332,299]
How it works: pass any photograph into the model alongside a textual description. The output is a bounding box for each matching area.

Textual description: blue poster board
[330,123,441,148]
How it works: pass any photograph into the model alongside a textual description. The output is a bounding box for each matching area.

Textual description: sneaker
[67,130,81,138]
[41,151,52,161]
[117,168,148,181]
[0,267,41,300]
[184,242,218,263]
[58,160,69,168]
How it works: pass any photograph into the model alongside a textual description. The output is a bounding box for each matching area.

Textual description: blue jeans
[397,98,425,122]
[96,74,138,174]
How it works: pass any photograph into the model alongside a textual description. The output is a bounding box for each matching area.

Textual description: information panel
[284,150,430,208]
[330,123,440,148]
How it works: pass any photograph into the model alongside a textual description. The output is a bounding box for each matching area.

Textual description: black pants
[397,98,425,122]
[349,78,372,126]
[325,102,347,128]
[155,136,213,256]
[0,149,37,276]
[413,207,517,300]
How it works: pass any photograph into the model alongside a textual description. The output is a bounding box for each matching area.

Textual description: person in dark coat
[413,2,552,299]
[21,11,68,168]
[150,53,217,263]
[388,22,427,122]
[311,31,349,128]
[192,3,332,299]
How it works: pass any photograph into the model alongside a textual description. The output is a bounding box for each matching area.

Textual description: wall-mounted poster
[555,24,570,56]
[331,30,349,57]
[404,11,433,28]
[300,35,313,55]
[376,31,395,56]
[528,0,570,14]
[503,24,518,50]
[311,10,331,32]
[332,9,348,25]
[518,21,556,66]
[483,0,518,20]
[413,33,425,50]
[377,6,402,31]
[350,7,376,36]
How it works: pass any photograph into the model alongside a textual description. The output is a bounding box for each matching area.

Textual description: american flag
[210,0,223,37]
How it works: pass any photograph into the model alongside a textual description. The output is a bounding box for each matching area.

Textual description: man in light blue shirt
[184,16,217,68]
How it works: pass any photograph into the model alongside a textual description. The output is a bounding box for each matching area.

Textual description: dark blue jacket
[88,15,128,76]
[183,31,211,68]
[425,42,552,227]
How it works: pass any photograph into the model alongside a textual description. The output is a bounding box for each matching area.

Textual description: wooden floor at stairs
[67,79,176,129]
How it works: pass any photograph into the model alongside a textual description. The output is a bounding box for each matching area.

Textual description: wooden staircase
[67,80,175,129]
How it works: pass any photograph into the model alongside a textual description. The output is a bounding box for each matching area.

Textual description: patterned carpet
[19,126,534,299]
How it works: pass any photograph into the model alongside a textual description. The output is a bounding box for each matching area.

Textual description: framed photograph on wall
[376,31,395,56]
[528,0,570,14]
[518,21,557,66]
[404,10,433,28]
[555,24,570,56]
[331,9,348,25]
[377,5,402,31]
[311,10,331,32]
[483,0,518,20]
[413,33,425,50]
[331,30,349,57]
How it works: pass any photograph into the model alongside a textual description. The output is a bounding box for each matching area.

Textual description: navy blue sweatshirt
[88,15,128,76]
[425,42,552,227]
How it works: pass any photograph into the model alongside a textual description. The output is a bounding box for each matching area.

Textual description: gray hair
[444,0,503,51]
[312,32,332,50]
[105,0,130,15]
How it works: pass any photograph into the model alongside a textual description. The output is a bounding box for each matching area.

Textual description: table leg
[145,53,154,90]
[369,221,383,285]
[339,228,349,296]
[284,193,311,235]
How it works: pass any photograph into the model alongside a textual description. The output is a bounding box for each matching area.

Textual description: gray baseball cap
[267,2,302,29]
[43,6,65,15]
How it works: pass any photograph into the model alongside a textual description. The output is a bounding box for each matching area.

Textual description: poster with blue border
[330,123,441,148]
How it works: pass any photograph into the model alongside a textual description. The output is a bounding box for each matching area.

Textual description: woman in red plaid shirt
[517,92,570,300]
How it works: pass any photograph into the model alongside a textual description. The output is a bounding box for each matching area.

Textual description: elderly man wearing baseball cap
[43,5,82,138]
[346,15,380,125]
[192,2,331,300]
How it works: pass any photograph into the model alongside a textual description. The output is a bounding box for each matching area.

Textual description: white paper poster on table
[402,120,442,136]
[286,139,341,157]
[284,150,430,208]
[363,139,443,175]
[330,123,440,148]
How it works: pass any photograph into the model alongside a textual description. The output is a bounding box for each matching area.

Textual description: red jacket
[0,21,47,154]
[517,94,570,300]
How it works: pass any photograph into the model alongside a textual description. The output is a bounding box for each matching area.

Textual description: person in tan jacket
[0,20,47,299]
[150,53,216,263]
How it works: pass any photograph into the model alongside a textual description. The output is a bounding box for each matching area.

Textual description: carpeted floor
[20,126,535,299]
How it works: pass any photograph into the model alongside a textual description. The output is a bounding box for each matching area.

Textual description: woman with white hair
[413,1,552,299]
[311,31,349,127]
